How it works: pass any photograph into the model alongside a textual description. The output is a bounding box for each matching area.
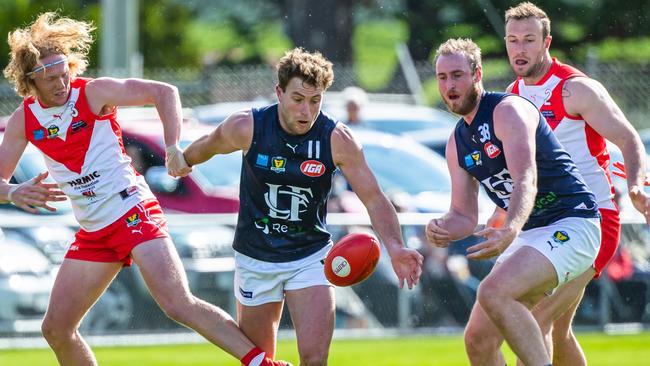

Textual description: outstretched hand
[629,185,650,225]
[425,218,452,248]
[389,247,423,289]
[611,161,650,225]
[466,226,517,260]
[165,144,193,177]
[8,171,67,213]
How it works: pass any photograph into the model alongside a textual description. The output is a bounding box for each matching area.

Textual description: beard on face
[443,84,480,115]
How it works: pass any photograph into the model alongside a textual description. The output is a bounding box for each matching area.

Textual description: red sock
[240,347,265,366]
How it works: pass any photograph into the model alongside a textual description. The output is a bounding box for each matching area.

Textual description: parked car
[0,132,73,215]
[335,128,493,214]
[403,126,455,156]
[193,99,457,151]
[0,229,56,335]
[323,99,457,135]
[193,99,271,125]
[80,222,238,333]
[117,107,240,213]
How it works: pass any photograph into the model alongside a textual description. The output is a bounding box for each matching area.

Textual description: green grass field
[2,332,649,365]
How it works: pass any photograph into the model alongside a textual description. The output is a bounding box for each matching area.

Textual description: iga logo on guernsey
[484,142,501,159]
[300,160,325,177]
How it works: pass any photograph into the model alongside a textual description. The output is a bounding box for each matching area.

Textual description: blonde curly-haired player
[0,12,290,366]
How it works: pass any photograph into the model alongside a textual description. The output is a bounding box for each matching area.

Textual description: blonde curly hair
[3,12,94,97]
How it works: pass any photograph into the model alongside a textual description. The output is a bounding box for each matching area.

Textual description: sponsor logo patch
[254,216,308,235]
[33,129,45,141]
[484,142,501,159]
[125,213,142,227]
[255,154,269,168]
[300,160,325,177]
[239,287,253,299]
[270,156,286,173]
[552,230,570,244]
[81,190,96,198]
[332,256,350,277]
[68,171,101,187]
[47,125,60,139]
[70,120,88,133]
[464,150,482,169]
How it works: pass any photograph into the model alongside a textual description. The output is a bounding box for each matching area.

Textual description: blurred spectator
[342,86,368,126]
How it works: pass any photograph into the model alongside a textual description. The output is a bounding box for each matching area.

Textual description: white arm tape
[7,184,21,203]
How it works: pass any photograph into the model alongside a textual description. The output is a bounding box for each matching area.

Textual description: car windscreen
[362,143,451,195]
[363,119,437,135]
[180,141,242,189]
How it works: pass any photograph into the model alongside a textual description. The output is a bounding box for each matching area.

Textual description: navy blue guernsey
[233,104,338,262]
[454,91,599,231]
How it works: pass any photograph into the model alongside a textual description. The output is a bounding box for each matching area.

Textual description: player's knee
[158,294,195,323]
[464,325,498,358]
[41,317,76,345]
[299,350,328,366]
[476,279,503,313]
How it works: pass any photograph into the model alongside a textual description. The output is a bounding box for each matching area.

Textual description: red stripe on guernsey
[24,78,118,174]
[585,123,615,194]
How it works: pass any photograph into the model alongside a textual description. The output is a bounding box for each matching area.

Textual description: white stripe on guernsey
[308,140,313,158]
[28,87,81,141]
[137,202,148,218]
[316,140,320,159]
[137,201,163,229]
[517,76,561,110]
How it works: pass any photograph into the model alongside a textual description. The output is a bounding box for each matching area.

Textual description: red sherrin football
[324,232,381,287]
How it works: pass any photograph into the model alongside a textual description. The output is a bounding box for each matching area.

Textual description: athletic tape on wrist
[7,184,20,203]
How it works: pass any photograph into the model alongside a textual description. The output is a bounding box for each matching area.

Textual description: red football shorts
[593,207,621,278]
[65,199,169,266]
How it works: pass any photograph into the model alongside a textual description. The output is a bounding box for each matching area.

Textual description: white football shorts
[496,216,601,289]
[234,243,333,306]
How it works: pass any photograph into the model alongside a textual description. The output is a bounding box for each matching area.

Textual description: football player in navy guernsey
[425,38,601,366]
[169,47,423,365]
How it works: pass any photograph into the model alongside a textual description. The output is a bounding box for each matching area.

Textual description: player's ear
[275,84,283,100]
[544,35,552,50]
[473,66,483,83]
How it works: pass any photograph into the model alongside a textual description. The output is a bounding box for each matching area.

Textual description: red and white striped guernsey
[23,77,155,231]
[512,58,616,210]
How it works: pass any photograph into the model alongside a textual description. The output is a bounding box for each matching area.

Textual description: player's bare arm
[564,77,650,222]
[0,107,65,212]
[86,78,182,146]
[86,77,192,176]
[332,123,423,289]
[183,109,254,167]
[468,97,538,260]
[479,82,517,229]
[427,132,480,249]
